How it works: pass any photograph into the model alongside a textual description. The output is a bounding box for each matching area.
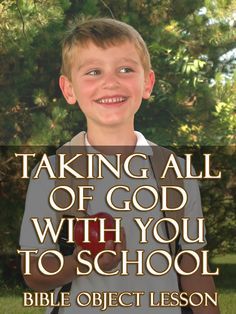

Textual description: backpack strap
[148,142,192,314]
[51,132,88,314]
[147,140,185,256]
[55,131,88,219]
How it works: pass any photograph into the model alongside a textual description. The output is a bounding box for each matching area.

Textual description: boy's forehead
[77,36,133,48]
[76,38,138,53]
[70,39,142,64]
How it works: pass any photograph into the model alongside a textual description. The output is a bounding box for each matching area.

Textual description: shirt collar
[134,131,153,156]
[85,131,153,156]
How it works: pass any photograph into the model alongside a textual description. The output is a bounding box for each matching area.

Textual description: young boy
[20,18,219,314]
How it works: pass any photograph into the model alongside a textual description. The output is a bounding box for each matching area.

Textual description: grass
[0,254,235,313]
[0,296,44,314]
[211,254,236,314]
[218,293,236,314]
[212,254,236,264]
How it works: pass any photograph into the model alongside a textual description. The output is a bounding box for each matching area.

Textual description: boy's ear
[143,70,155,99]
[59,75,77,105]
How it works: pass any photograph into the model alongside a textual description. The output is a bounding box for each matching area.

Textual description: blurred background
[0,0,235,313]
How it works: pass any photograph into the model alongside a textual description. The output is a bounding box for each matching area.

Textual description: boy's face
[60,40,155,131]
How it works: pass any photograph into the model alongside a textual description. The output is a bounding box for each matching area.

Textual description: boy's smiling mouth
[95,96,128,104]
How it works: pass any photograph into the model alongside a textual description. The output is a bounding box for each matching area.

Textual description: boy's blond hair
[61,18,151,79]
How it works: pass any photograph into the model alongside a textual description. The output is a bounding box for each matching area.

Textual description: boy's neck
[86,125,137,149]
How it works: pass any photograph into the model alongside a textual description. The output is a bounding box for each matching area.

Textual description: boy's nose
[102,73,120,89]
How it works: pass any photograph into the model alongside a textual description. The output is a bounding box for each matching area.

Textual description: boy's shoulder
[58,131,86,149]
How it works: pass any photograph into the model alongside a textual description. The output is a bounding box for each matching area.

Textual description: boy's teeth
[97,97,126,104]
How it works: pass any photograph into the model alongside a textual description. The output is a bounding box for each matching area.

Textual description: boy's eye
[119,67,134,73]
[86,69,101,76]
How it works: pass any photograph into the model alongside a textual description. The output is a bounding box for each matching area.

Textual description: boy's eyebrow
[77,57,140,70]
[77,59,103,70]
[120,57,140,66]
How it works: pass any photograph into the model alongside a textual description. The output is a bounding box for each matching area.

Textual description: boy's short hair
[61,18,151,79]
